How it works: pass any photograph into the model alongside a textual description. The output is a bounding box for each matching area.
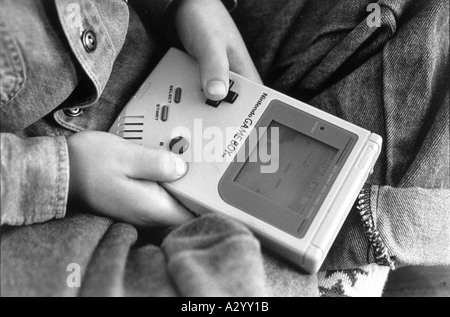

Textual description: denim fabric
[53,0,130,109]
[1,211,271,297]
[0,0,165,228]
[1,213,113,296]
[0,134,68,226]
[0,0,81,133]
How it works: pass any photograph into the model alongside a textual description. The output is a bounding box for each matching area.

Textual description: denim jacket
[1,0,174,225]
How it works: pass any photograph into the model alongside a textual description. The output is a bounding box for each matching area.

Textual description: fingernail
[207,80,227,99]
[175,157,188,177]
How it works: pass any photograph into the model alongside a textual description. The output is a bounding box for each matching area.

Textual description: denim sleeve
[0,133,69,226]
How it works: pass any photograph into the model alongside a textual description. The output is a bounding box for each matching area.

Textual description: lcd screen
[235,121,338,217]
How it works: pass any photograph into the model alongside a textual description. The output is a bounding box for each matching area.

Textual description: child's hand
[175,0,262,101]
[67,131,194,227]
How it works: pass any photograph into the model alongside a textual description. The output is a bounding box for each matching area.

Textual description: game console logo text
[171,93,280,173]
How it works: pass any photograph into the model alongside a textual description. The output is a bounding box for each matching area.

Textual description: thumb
[194,41,230,101]
[125,145,188,182]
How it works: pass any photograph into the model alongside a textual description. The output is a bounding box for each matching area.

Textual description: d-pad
[206,80,239,108]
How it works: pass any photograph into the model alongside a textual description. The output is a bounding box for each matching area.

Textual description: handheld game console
[110,48,382,273]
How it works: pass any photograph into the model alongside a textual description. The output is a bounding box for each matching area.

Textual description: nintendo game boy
[110,48,382,273]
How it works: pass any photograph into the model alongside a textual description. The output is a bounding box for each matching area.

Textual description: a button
[63,108,83,117]
[161,105,169,122]
[82,30,97,53]
[169,136,189,155]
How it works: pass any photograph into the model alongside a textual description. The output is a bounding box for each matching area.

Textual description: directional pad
[206,80,239,108]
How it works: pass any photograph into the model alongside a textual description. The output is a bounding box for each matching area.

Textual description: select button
[175,88,182,103]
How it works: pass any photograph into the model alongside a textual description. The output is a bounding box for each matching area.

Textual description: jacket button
[64,108,83,117]
[82,30,97,53]
[222,0,238,12]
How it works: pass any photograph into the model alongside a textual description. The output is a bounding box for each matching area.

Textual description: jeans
[233,0,449,270]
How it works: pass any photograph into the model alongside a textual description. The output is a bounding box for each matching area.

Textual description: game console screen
[235,121,338,217]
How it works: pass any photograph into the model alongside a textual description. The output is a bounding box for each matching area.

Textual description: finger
[125,145,188,182]
[121,180,195,227]
[194,40,230,101]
